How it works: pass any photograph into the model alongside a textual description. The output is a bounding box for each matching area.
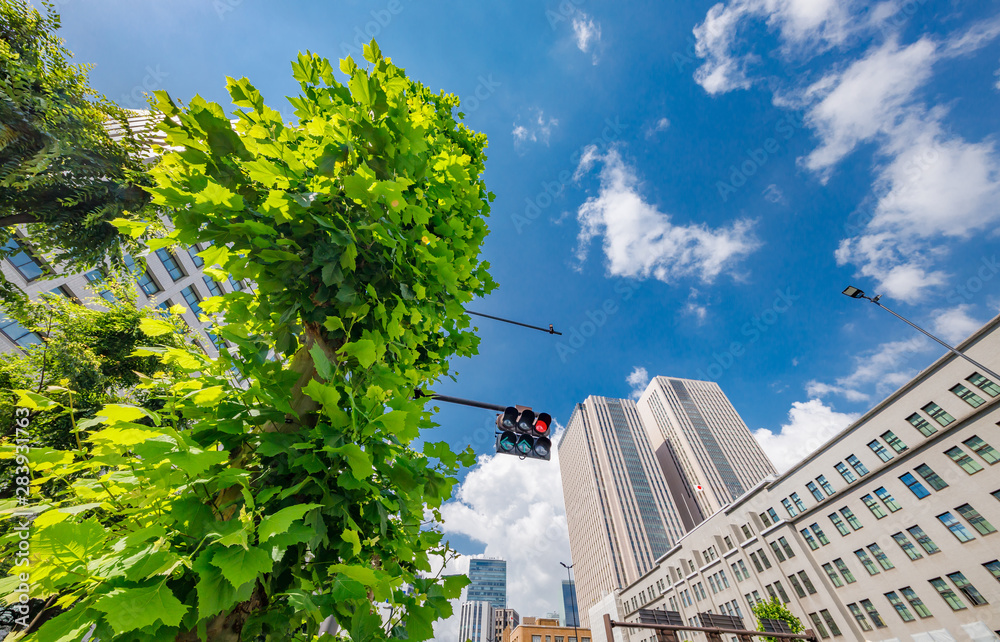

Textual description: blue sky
[50,0,1000,634]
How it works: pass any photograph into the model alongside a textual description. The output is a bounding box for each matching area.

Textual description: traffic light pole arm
[414,389,507,412]
[466,310,562,336]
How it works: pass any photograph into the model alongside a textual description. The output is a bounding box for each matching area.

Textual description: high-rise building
[493,608,519,642]
[605,315,1000,642]
[636,377,777,521]
[459,601,495,642]
[557,396,687,628]
[465,558,507,609]
[561,580,580,628]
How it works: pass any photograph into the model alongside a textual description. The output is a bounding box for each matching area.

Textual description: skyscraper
[465,558,507,609]
[560,579,580,628]
[493,608,519,642]
[557,396,687,628]
[458,601,494,642]
[636,377,777,519]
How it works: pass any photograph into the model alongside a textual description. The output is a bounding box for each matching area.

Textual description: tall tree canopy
[1,41,496,642]
[0,0,152,287]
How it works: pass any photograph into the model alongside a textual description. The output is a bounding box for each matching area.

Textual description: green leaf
[302,379,340,413]
[209,545,273,588]
[258,503,323,543]
[93,583,189,635]
[309,343,333,381]
[340,339,377,368]
[15,389,59,410]
[190,385,226,406]
[30,604,95,642]
[341,528,361,556]
[328,444,373,481]
[139,317,175,337]
[97,404,147,423]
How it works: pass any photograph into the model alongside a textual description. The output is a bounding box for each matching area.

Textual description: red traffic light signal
[495,406,553,461]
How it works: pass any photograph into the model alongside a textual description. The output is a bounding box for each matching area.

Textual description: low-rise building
[504,617,592,642]
[614,314,1000,642]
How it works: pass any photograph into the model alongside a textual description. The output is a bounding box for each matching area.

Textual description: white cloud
[572,12,602,60]
[682,288,709,323]
[513,110,559,147]
[626,366,650,399]
[573,146,760,283]
[753,399,860,473]
[932,304,984,344]
[807,334,929,401]
[644,117,671,139]
[436,444,570,631]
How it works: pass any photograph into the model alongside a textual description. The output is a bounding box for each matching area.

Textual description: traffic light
[495,406,552,461]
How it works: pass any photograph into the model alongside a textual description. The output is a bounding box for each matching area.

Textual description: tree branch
[0,212,40,227]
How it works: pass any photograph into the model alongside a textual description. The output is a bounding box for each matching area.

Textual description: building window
[719,569,729,588]
[769,541,785,562]
[777,537,794,558]
[0,310,41,348]
[937,512,976,542]
[723,535,733,550]
[227,276,244,291]
[788,574,806,598]
[983,560,1000,582]
[806,481,824,501]
[3,238,47,281]
[180,285,203,317]
[967,372,1000,397]
[922,402,955,427]
[873,487,901,512]
[800,528,819,551]
[781,498,797,517]
[846,603,871,632]
[773,580,790,604]
[945,446,983,474]
[906,525,940,554]
[963,435,1000,464]
[766,508,779,524]
[841,508,862,530]
[808,613,829,639]
[816,475,835,496]
[955,503,996,535]
[737,560,749,580]
[741,524,753,540]
[819,610,841,637]
[798,571,817,595]
[809,523,830,545]
[868,440,893,462]
[881,430,908,453]
[85,270,116,302]
[832,558,856,584]
[756,549,771,569]
[929,577,966,611]
[759,511,772,527]
[867,544,894,571]
[897,588,933,619]
[854,549,880,576]
[828,513,850,536]
[914,464,948,491]
[846,455,869,476]
[834,462,855,484]
[790,493,806,512]
[861,494,887,519]
[155,248,186,281]
[884,592,914,622]
[859,599,885,628]
[907,412,936,437]
[951,383,986,407]
[891,532,923,560]
[822,563,844,588]
[748,552,763,573]
[900,472,930,499]
[203,275,224,297]
[187,245,205,267]
[947,572,988,606]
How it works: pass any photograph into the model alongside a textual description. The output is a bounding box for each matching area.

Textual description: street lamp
[841,285,1000,382]
[560,562,580,642]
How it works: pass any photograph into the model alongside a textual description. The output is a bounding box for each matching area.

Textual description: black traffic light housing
[495,406,552,461]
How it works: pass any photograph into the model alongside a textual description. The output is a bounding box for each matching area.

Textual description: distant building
[616,315,1000,642]
[494,608,519,642]
[459,601,495,642]
[557,396,687,627]
[503,617,590,642]
[561,580,580,628]
[465,558,507,609]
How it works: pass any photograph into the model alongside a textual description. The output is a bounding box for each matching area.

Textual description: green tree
[1,41,496,642]
[751,597,805,642]
[0,0,154,295]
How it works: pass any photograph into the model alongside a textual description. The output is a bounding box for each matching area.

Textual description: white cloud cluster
[807,334,929,402]
[435,444,571,635]
[572,11,602,63]
[645,117,671,139]
[626,366,650,399]
[753,399,859,473]
[573,146,760,284]
[513,110,559,147]
[931,304,984,344]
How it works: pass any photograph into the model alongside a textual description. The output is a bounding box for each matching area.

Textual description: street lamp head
[842,285,867,299]
[560,562,572,569]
